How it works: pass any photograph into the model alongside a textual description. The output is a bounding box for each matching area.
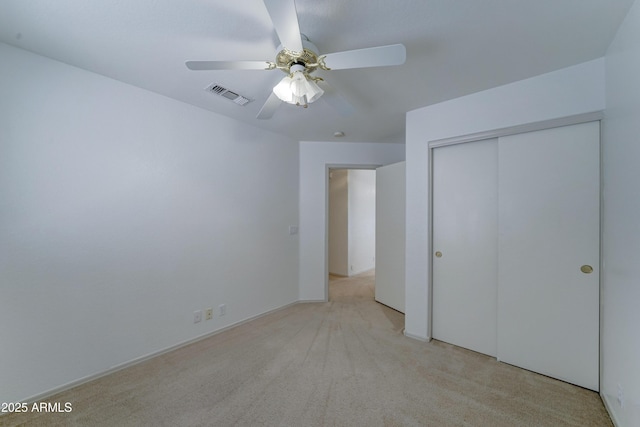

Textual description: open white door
[375,162,405,313]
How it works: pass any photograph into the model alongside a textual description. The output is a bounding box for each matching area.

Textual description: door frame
[426,110,604,375]
[324,164,381,302]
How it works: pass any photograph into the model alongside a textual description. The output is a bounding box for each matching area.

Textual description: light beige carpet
[2,270,612,426]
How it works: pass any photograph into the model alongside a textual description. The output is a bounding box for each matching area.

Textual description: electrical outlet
[219,304,226,316]
[617,383,624,408]
[193,310,202,324]
[205,308,213,320]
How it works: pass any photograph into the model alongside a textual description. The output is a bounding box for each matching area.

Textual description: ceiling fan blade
[322,44,406,70]
[319,82,355,117]
[185,60,272,71]
[256,92,282,120]
[263,0,303,52]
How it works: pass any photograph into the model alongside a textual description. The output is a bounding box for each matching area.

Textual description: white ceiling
[0,0,634,142]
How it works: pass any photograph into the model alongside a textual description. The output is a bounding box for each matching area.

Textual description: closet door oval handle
[435,251,442,258]
[580,265,593,274]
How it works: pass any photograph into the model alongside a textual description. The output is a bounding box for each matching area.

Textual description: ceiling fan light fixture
[273,64,324,107]
[186,1,407,120]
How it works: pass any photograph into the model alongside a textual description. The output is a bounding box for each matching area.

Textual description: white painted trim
[429,111,604,149]
[427,148,435,340]
[324,163,381,303]
[599,119,605,398]
[18,301,299,404]
[601,394,621,427]
[403,329,430,342]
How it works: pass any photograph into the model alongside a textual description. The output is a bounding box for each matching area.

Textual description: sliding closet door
[432,139,498,357]
[497,122,600,391]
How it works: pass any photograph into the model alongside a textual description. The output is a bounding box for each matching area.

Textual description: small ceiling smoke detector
[205,83,252,106]
[333,131,345,138]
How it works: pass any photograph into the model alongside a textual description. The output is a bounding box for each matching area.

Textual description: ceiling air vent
[206,83,252,106]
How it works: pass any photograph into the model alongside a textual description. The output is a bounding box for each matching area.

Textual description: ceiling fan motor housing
[275,38,327,75]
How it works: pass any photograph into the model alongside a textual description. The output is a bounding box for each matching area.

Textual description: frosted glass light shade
[273,69,324,106]
[273,75,295,103]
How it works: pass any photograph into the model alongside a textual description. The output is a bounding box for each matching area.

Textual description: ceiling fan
[185,0,406,119]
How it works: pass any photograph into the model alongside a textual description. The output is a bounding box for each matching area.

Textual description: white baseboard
[601,393,621,427]
[403,329,430,342]
[20,300,300,404]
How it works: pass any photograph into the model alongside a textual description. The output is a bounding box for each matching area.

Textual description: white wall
[602,0,640,424]
[0,43,299,402]
[375,162,405,313]
[328,169,349,276]
[299,141,404,301]
[405,58,606,340]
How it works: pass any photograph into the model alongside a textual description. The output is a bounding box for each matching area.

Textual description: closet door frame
[427,110,603,374]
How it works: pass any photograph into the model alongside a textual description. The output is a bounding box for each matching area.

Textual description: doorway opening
[327,168,376,302]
